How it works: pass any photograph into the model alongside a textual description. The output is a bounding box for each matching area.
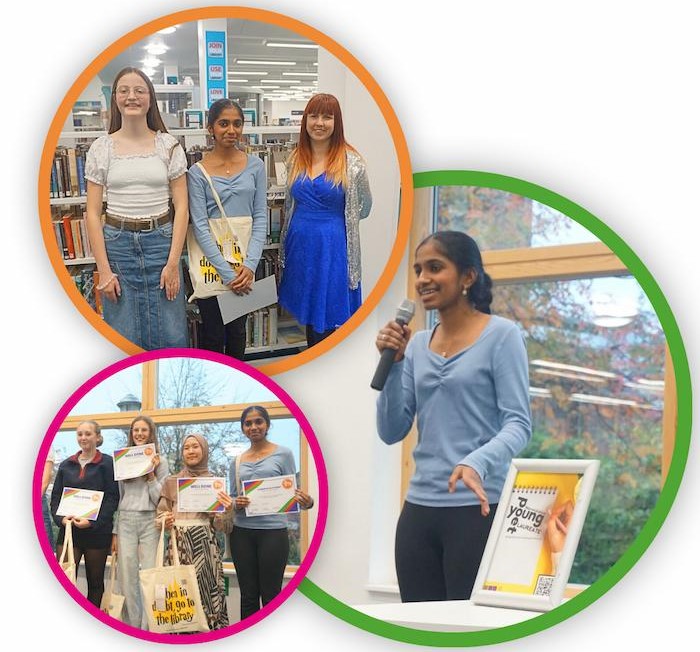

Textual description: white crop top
[84,131,187,219]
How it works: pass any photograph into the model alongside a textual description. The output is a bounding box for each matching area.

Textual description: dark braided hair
[417,231,493,314]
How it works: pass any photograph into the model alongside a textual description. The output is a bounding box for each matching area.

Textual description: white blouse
[84,131,187,219]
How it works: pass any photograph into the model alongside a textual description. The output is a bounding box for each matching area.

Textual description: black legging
[305,325,335,347]
[395,501,496,602]
[230,528,289,619]
[197,296,247,359]
[56,543,110,607]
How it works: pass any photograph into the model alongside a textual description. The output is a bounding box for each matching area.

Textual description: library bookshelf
[49,126,307,360]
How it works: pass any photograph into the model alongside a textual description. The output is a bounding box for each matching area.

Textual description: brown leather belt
[104,211,172,232]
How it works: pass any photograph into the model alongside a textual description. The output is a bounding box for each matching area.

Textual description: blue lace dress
[278,173,361,332]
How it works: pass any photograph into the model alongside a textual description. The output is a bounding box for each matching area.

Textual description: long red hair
[288,93,357,188]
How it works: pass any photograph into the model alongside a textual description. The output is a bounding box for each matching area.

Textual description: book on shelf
[51,131,302,359]
[268,205,284,244]
[276,323,306,345]
[51,206,92,261]
[61,215,76,259]
[245,306,279,348]
[52,145,89,198]
[69,268,102,316]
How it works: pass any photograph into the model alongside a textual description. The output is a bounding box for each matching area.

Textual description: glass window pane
[493,275,665,584]
[436,186,599,249]
[50,418,303,566]
[156,358,278,408]
[70,366,143,415]
[50,427,127,465]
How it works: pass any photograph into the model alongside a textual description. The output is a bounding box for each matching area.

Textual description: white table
[351,599,541,632]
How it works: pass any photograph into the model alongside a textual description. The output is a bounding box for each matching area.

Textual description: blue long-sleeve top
[377,315,532,507]
[187,155,268,284]
[229,445,297,530]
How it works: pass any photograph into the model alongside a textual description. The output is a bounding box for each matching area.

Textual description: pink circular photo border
[32,348,329,644]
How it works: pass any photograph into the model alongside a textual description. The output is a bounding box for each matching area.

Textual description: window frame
[400,186,676,497]
[57,360,311,573]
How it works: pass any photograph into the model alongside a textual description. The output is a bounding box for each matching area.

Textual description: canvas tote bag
[186,162,253,301]
[100,552,125,621]
[139,520,209,633]
[58,519,77,585]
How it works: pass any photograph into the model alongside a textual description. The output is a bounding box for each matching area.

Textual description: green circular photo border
[298,170,693,646]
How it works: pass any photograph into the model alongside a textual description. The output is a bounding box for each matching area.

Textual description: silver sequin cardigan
[280,150,372,290]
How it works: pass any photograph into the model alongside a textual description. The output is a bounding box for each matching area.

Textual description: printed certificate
[177,477,227,513]
[243,474,300,517]
[56,487,104,521]
[113,444,157,480]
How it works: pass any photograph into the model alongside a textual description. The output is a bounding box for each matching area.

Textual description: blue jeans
[42,494,55,549]
[102,223,188,349]
[116,510,160,629]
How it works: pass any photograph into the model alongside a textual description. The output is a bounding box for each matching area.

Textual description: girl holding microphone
[375,231,532,602]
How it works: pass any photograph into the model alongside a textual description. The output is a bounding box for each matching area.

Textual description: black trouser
[230,528,289,619]
[395,501,496,602]
[197,296,247,359]
[305,325,336,347]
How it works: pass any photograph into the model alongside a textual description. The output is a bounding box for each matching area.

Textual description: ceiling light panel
[236,60,296,66]
[266,42,318,49]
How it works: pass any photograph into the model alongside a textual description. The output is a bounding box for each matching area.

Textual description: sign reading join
[208,41,224,58]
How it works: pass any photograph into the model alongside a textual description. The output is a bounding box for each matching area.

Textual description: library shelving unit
[50,126,307,360]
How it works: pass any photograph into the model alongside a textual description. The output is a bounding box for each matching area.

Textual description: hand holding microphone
[371,299,415,390]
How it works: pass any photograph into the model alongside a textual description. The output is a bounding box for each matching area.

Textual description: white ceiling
[98,19,319,102]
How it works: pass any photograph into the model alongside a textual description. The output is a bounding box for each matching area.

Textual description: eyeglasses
[115,86,148,97]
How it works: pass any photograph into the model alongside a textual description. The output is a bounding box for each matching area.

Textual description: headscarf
[178,433,211,478]
[161,433,211,507]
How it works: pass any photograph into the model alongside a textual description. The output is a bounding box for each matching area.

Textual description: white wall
[317,47,402,296]
[268,49,404,606]
[278,253,408,606]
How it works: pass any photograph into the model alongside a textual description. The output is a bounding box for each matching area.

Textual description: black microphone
[370,299,415,391]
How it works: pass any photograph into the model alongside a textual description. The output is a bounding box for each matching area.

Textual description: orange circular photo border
[39,6,413,375]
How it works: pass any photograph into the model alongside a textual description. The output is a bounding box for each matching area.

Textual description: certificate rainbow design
[176,477,227,513]
[56,486,104,521]
[277,497,300,513]
[241,474,300,516]
[114,448,131,463]
[62,488,82,498]
[177,478,198,492]
[243,480,264,495]
[113,444,156,480]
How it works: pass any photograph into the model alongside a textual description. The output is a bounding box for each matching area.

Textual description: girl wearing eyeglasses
[84,67,189,350]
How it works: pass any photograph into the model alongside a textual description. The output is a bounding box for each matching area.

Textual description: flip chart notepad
[485,485,558,587]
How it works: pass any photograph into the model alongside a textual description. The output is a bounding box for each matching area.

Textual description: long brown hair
[127,414,159,451]
[288,93,357,188]
[108,67,168,134]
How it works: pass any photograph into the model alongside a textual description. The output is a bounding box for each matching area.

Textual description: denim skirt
[102,222,188,349]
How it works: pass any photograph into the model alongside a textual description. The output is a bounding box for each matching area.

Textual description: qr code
[535,574,555,596]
